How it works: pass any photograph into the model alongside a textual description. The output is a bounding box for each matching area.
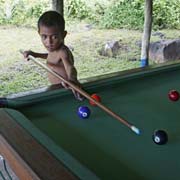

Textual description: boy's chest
[47,53,62,65]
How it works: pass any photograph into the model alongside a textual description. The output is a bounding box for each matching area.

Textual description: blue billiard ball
[78,106,91,119]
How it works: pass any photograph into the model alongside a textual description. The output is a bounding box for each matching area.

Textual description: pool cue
[22,53,140,135]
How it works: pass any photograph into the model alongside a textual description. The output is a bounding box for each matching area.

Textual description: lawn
[0,22,180,96]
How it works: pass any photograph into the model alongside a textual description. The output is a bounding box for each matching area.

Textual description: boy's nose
[46,37,53,45]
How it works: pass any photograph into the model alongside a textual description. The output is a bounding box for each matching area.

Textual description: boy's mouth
[46,46,55,51]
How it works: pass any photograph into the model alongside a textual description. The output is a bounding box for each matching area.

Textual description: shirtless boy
[22,11,83,100]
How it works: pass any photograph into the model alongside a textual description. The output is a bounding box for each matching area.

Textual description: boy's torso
[46,46,74,85]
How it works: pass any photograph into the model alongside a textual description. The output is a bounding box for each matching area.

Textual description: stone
[152,31,166,39]
[149,39,180,63]
[99,41,120,57]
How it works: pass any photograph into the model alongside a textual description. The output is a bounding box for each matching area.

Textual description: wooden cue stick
[25,54,140,135]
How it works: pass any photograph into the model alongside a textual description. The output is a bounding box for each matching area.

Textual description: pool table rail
[3,61,180,109]
[0,108,98,180]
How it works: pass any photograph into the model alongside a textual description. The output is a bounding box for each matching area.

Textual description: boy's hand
[21,50,34,60]
[61,81,69,89]
[71,89,84,101]
[61,81,84,101]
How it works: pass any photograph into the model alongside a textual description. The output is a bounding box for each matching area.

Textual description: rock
[152,31,166,39]
[99,41,120,57]
[149,39,180,63]
[84,24,93,31]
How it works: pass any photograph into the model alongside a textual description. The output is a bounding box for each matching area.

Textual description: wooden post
[52,0,64,16]
[140,0,153,67]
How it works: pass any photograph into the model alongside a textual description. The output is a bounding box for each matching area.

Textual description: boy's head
[38,11,65,32]
[38,11,67,52]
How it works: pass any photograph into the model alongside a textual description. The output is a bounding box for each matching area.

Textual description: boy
[22,11,83,100]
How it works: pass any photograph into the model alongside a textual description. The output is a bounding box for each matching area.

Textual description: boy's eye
[41,35,47,40]
[52,35,58,40]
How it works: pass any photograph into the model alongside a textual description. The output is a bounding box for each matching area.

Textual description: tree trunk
[140,0,153,67]
[52,0,64,16]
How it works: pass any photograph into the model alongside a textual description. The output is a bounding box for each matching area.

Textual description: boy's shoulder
[60,44,69,50]
[56,44,74,61]
[58,44,73,55]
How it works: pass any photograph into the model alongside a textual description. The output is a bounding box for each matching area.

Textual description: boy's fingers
[61,81,84,101]
[61,82,69,89]
[20,51,28,59]
[20,49,32,59]
[72,91,84,101]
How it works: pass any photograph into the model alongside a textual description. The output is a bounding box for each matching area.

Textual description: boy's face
[39,25,66,52]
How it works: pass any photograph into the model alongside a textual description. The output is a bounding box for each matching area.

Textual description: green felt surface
[4,63,180,180]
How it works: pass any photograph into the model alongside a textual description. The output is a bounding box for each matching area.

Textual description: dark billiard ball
[78,106,91,119]
[152,130,168,145]
[168,90,179,101]
[89,94,101,106]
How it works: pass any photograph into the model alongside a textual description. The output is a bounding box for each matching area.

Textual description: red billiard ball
[168,90,179,101]
[89,94,101,106]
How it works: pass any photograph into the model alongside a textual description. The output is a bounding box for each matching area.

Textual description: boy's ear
[63,31,67,38]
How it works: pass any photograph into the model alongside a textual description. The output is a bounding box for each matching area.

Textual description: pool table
[1,62,180,180]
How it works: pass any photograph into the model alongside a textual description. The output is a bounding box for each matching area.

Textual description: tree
[140,0,153,67]
[52,0,64,16]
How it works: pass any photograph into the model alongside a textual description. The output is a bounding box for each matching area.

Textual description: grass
[0,22,180,96]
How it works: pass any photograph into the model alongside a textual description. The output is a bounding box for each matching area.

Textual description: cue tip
[131,126,141,135]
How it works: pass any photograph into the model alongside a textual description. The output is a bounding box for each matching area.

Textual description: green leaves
[99,1,144,29]
[0,0,179,30]
[65,0,90,19]
[0,0,49,26]
[153,0,180,29]
[98,0,180,30]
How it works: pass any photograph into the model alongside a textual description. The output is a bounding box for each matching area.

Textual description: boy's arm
[61,50,79,83]
[32,52,48,59]
[22,50,48,59]
[61,49,84,101]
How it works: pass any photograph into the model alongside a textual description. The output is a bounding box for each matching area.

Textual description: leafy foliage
[65,0,180,30]
[65,0,91,19]
[153,0,180,29]
[99,0,144,29]
[0,0,179,29]
[0,0,50,26]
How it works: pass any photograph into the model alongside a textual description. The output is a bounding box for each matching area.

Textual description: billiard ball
[152,130,168,145]
[168,90,179,101]
[78,106,91,119]
[89,94,101,106]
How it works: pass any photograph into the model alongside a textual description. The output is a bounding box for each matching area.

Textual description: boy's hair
[38,11,65,32]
